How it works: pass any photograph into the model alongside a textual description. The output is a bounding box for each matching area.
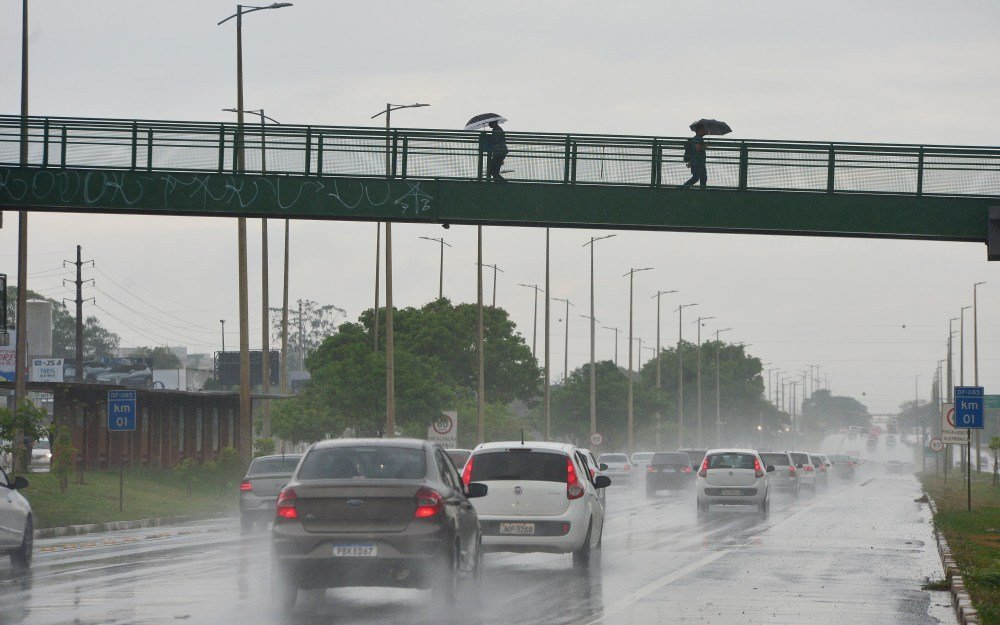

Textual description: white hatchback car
[0,467,33,570]
[696,448,770,514]
[464,441,609,567]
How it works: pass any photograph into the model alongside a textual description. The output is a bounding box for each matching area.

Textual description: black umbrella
[689,119,732,135]
[464,113,508,131]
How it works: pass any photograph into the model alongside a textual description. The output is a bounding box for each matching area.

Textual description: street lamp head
[975,281,986,287]
[269,3,293,8]
[651,289,678,299]
[693,315,715,324]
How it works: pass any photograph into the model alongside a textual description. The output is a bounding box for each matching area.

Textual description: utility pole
[298,300,304,371]
[280,220,289,394]
[477,227,485,444]
[553,298,573,382]
[974,282,985,473]
[544,229,551,440]
[480,263,504,307]
[603,326,621,368]
[947,317,958,481]
[693,315,715,447]
[624,267,652,455]
[651,289,678,448]
[385,222,395,438]
[714,328,732,446]
[518,284,543,358]
[583,234,616,438]
[14,0,29,413]
[261,218,271,437]
[373,223,381,350]
[63,246,94,380]
[419,236,451,300]
[675,303,698,448]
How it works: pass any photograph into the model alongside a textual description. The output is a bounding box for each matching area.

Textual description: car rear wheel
[572,522,592,568]
[697,499,709,514]
[432,544,461,602]
[271,564,298,610]
[11,516,32,571]
[757,498,769,515]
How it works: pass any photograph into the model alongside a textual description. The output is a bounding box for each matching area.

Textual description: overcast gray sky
[2,0,999,413]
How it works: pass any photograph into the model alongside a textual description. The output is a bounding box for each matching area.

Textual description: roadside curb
[34,513,233,540]
[926,496,981,625]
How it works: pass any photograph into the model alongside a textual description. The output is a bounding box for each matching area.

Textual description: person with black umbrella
[681,118,732,189]
[464,113,509,182]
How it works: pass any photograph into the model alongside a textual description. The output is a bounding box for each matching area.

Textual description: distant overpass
[1,115,998,252]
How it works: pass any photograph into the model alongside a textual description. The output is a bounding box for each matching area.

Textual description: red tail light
[414,487,444,518]
[698,457,709,478]
[788,466,796,476]
[647,465,656,473]
[623,464,630,471]
[566,457,585,499]
[682,466,692,473]
[753,457,764,479]
[462,456,474,486]
[240,479,252,492]
[275,488,298,519]
[803,465,814,472]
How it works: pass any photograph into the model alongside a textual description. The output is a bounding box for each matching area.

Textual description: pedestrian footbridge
[1,115,998,253]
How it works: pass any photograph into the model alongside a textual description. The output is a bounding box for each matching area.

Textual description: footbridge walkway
[1,115,998,252]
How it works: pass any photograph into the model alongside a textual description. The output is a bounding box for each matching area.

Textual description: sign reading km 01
[953,386,985,429]
[107,390,137,432]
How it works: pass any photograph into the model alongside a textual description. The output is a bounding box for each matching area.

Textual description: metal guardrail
[1,115,998,198]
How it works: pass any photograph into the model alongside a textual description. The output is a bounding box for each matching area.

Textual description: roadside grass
[13,468,238,530]
[921,471,1000,625]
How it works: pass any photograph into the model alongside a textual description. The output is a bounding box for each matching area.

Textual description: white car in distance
[696,448,771,514]
[464,441,610,568]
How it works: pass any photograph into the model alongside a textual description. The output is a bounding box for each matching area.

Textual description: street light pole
[544,229,551,440]
[675,303,698,447]
[583,234,616,438]
[385,222,395,437]
[217,1,292,465]
[220,320,226,353]
[419,236,451,300]
[477,227,485,443]
[480,263,504,307]
[714,328,732,446]
[603,326,621,368]
[553,298,574,382]
[624,267,652,455]
[518,284,543,358]
[974,282,986,472]
[651,290,677,449]
[693,315,715,446]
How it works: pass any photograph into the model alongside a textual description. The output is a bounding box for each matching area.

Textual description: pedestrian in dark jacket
[484,121,509,182]
[682,123,708,188]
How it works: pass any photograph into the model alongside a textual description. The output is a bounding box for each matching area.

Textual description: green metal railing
[1,115,998,197]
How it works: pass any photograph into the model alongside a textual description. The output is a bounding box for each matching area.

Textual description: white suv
[696,448,771,514]
[464,441,609,568]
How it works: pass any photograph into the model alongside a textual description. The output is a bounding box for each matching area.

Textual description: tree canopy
[5,285,120,360]
[802,389,871,432]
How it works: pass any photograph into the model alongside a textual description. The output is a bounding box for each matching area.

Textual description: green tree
[6,285,120,360]
[802,389,870,432]
[51,424,77,494]
[128,346,182,369]
[989,437,1000,486]
[0,401,50,473]
[270,299,347,369]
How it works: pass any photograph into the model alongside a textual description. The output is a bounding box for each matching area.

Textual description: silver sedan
[0,467,32,570]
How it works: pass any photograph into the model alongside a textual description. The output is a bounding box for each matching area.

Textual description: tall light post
[544,229,551,440]
[220,320,226,353]
[553,298,574,382]
[624,267,653,454]
[480,263,504,307]
[518,283,543,358]
[224,107,281,435]
[960,306,971,386]
[370,102,429,351]
[477,227,485,443]
[603,326,621,368]
[583,234,616,438]
[693,315,715,446]
[714,328,732,446]
[218,1,292,464]
[419,236,451,300]
[675,303,698,447]
[974,281,986,472]
[651,289,677,449]
[947,317,959,479]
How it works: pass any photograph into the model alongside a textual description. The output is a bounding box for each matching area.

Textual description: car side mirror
[12,475,29,490]
[466,482,488,498]
[599,463,608,471]
[766,465,775,473]
[593,475,612,489]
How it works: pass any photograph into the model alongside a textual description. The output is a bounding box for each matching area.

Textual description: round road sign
[590,432,604,446]
[929,438,944,452]
[945,408,957,429]
[432,415,454,436]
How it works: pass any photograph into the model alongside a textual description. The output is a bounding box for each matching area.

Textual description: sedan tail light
[566,457,585,500]
[275,488,298,520]
[414,488,444,518]
[682,466,692,473]
[239,479,252,492]
[698,457,709,478]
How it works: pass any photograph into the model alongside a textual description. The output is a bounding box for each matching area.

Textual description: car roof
[474,441,577,454]
[311,438,429,451]
[705,448,760,455]
[252,453,302,460]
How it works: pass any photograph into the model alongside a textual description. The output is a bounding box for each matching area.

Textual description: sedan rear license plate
[499,522,535,535]
[332,544,377,557]
[661,467,675,472]
[720,489,742,496]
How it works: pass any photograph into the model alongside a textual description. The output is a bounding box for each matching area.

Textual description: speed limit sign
[590,432,603,446]
[928,437,944,453]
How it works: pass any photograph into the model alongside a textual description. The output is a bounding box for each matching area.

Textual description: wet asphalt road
[0,440,957,625]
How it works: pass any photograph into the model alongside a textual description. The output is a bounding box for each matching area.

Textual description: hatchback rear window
[599,454,628,463]
[790,453,811,465]
[706,453,757,470]
[470,450,567,483]
[298,446,425,480]
[652,452,690,464]
[829,455,850,463]
[759,453,791,466]
[248,456,301,475]
[809,456,825,465]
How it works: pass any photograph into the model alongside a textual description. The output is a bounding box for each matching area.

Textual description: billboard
[31,358,64,383]
[215,350,280,387]
[0,330,16,382]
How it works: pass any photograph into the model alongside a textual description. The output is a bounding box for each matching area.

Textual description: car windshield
[652,452,690,464]
[599,454,628,464]
[706,453,757,470]
[470,450,567,482]
[809,456,824,465]
[297,446,425,480]
[632,453,654,462]
[760,453,791,466]
[829,455,850,462]
[248,456,301,475]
